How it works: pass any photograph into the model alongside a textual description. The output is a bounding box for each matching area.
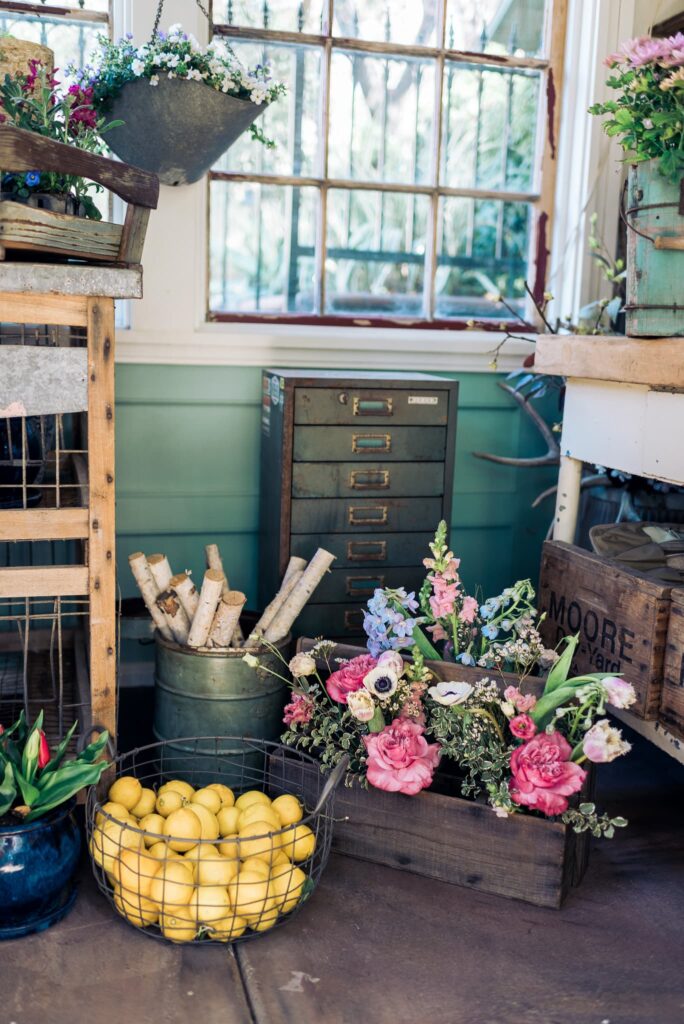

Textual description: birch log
[147,553,173,594]
[169,571,199,620]
[282,555,307,587]
[245,568,304,649]
[187,569,225,648]
[127,551,173,641]
[208,590,247,648]
[264,549,336,643]
[157,590,191,645]
[205,542,245,644]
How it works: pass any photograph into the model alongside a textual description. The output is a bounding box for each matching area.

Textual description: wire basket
[86,736,346,945]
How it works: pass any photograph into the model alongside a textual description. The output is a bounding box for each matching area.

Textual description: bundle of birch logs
[128,544,335,651]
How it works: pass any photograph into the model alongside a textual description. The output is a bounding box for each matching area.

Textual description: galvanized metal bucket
[625,161,684,337]
[105,76,266,187]
[153,632,291,787]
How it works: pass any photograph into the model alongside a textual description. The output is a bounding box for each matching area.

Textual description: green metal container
[626,161,684,337]
[153,633,291,789]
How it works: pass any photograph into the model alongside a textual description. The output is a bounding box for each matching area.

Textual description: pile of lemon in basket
[89,775,316,942]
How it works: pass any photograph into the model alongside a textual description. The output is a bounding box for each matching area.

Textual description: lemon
[108,776,143,812]
[158,779,194,801]
[240,857,271,880]
[270,865,307,914]
[163,807,202,852]
[184,841,220,877]
[112,847,161,898]
[148,841,182,861]
[130,787,157,819]
[113,884,159,927]
[160,906,198,943]
[228,872,273,926]
[250,904,280,932]
[272,794,304,827]
[235,790,271,811]
[238,803,282,833]
[191,787,222,815]
[217,806,241,836]
[197,853,238,888]
[149,859,194,911]
[189,885,231,925]
[206,783,235,808]
[237,820,280,863]
[281,824,316,862]
[156,790,184,818]
[218,835,240,859]
[186,802,220,842]
[96,801,130,826]
[271,850,292,869]
[208,913,248,941]
[91,819,143,875]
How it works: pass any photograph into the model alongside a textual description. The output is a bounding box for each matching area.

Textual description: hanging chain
[150,0,212,42]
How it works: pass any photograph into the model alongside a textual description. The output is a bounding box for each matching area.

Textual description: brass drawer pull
[350,469,390,491]
[344,609,365,632]
[347,540,388,562]
[353,396,393,417]
[348,505,388,526]
[352,433,392,454]
[346,574,385,597]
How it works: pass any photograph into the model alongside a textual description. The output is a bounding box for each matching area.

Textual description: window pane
[328,52,434,185]
[0,14,102,70]
[446,0,547,57]
[209,181,318,314]
[26,1,108,10]
[326,189,428,316]
[213,40,321,177]
[436,196,531,319]
[442,63,540,192]
[333,0,439,47]
[213,1,325,34]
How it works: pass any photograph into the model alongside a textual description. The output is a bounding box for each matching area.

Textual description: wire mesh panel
[86,737,344,944]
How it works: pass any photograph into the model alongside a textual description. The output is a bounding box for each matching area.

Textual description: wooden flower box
[659,587,684,740]
[292,640,588,909]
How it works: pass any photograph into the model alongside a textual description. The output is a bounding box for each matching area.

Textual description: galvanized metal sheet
[0,345,88,415]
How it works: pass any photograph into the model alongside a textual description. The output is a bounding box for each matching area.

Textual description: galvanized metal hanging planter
[105,76,266,187]
[624,160,684,338]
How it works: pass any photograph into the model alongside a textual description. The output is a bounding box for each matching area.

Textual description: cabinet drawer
[312,566,425,604]
[296,603,367,641]
[293,426,446,462]
[294,386,450,426]
[292,461,444,498]
[290,531,434,568]
[291,497,443,534]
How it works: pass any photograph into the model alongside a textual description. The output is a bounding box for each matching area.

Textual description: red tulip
[38,729,50,770]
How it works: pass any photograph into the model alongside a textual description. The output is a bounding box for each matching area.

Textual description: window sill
[115,321,536,371]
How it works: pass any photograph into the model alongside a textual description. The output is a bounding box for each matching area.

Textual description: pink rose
[509,731,586,816]
[363,718,441,796]
[459,595,478,624]
[503,686,537,713]
[326,654,377,704]
[509,714,536,740]
[283,693,314,726]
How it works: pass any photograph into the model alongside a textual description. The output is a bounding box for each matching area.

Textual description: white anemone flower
[428,681,474,706]
[363,666,399,699]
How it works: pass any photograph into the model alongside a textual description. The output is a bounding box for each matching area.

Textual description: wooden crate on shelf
[659,588,684,740]
[538,541,671,720]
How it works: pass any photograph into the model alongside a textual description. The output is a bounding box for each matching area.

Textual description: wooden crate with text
[659,588,684,740]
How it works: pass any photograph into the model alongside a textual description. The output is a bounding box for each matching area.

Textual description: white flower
[363,666,399,699]
[500,701,515,718]
[187,68,204,82]
[643,117,654,129]
[167,71,175,79]
[131,58,145,76]
[167,54,181,69]
[149,75,159,86]
[377,650,405,677]
[168,23,183,36]
[242,653,259,669]
[250,86,267,105]
[583,719,631,763]
[602,676,637,710]
[288,653,316,678]
[491,803,510,818]
[428,681,474,706]
[347,689,376,723]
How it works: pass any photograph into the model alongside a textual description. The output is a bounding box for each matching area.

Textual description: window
[0,1,110,69]
[209,0,567,328]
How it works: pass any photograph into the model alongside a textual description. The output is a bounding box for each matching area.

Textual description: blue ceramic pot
[0,799,81,940]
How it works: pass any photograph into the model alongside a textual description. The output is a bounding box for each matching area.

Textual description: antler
[472,382,560,468]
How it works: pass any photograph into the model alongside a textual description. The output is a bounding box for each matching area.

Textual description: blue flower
[25,171,40,187]
[456,652,475,666]
[482,624,499,641]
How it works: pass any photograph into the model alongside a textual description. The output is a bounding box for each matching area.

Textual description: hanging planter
[80,6,285,187]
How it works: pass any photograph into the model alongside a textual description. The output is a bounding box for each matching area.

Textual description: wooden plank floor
[2,711,683,1024]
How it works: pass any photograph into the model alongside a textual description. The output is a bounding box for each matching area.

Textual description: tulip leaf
[24,760,109,820]
[543,635,579,694]
[12,763,39,807]
[411,624,441,662]
[76,730,110,764]
[367,707,386,733]
[0,761,16,817]
[39,721,79,777]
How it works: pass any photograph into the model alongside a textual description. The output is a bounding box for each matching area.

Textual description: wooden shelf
[534,334,684,388]
[611,707,684,766]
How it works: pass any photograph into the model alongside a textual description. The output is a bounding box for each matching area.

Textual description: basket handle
[312,755,349,817]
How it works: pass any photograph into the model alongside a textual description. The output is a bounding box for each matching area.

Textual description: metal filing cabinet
[258,370,459,641]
